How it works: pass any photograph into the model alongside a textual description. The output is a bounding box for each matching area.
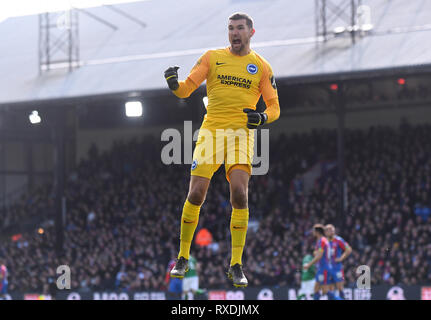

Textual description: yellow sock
[230,208,249,266]
[178,199,201,260]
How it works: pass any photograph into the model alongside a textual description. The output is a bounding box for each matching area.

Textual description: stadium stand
[1,123,430,294]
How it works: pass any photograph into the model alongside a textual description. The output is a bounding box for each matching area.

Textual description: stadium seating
[1,124,430,293]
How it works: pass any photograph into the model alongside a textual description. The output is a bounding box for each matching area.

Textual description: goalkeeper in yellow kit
[164,12,280,287]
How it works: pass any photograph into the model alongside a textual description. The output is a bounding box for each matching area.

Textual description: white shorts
[183,276,199,292]
[298,280,316,299]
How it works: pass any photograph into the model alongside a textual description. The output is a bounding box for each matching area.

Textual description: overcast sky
[0,0,144,23]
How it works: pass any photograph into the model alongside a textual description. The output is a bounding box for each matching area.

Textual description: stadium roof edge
[280,63,431,86]
[2,63,431,110]
[0,87,170,109]
[1,0,431,107]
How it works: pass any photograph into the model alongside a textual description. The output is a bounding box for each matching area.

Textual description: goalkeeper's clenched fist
[164,66,180,90]
[243,108,268,129]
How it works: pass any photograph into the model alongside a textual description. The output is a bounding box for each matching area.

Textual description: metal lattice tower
[315,0,365,44]
[39,10,80,73]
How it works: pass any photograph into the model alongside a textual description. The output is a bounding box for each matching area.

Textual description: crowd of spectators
[0,123,430,294]
[0,184,54,232]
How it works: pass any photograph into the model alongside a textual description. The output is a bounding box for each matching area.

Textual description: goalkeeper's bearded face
[228,19,255,54]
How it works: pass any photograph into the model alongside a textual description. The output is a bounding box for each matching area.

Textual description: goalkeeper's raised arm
[164,51,210,99]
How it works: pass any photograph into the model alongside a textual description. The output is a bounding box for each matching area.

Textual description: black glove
[164,66,180,90]
[243,108,268,129]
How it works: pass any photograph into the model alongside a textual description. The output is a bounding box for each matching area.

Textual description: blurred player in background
[297,253,316,300]
[182,254,199,300]
[166,259,183,300]
[304,224,342,300]
[0,258,8,300]
[325,224,352,300]
[165,12,280,288]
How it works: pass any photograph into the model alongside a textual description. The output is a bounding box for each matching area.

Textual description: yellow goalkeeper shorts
[190,128,255,181]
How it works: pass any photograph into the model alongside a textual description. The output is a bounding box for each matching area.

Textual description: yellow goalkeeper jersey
[182,47,279,130]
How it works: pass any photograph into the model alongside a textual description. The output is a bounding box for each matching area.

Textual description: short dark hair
[229,12,254,29]
[313,224,325,235]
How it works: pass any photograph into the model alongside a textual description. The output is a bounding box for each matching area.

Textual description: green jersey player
[182,255,199,300]
[297,254,316,300]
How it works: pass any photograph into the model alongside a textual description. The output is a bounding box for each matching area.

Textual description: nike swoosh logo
[216,62,226,65]
[183,220,194,224]
[233,226,245,230]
